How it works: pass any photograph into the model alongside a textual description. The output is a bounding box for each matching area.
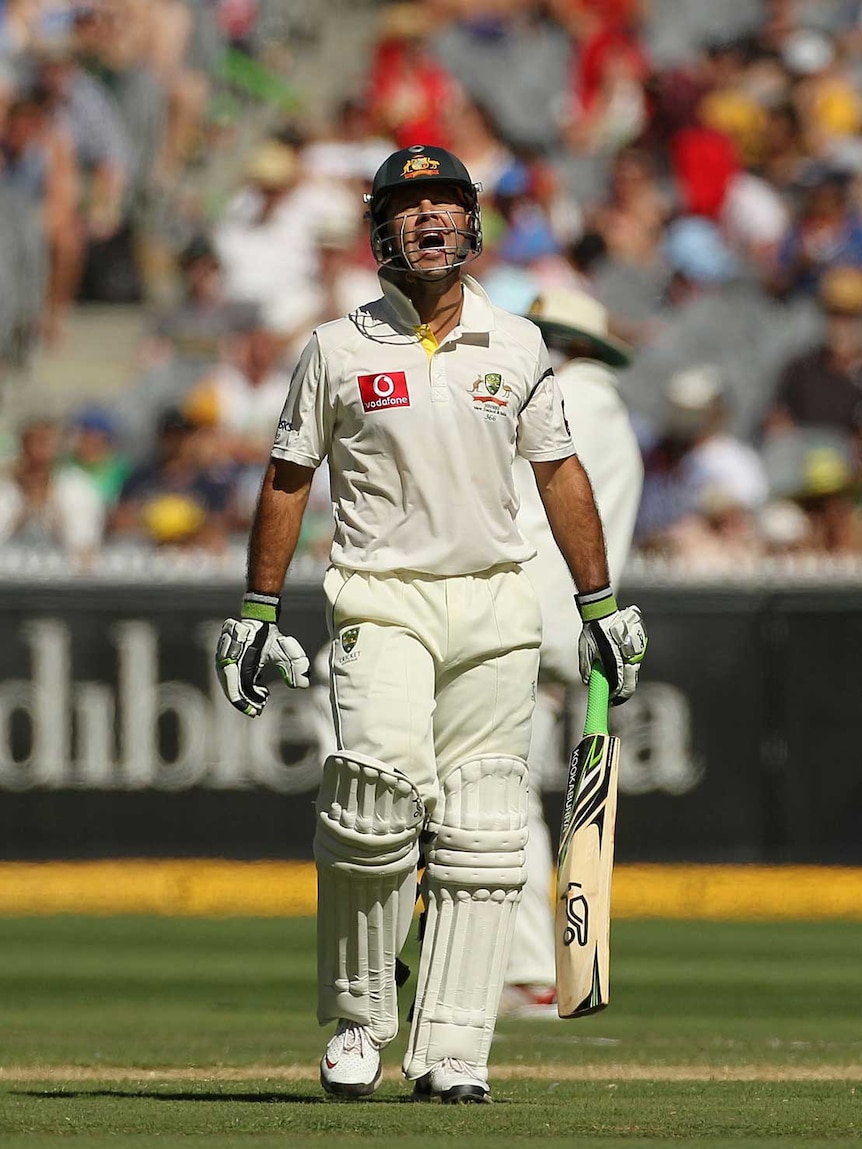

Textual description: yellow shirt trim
[415,324,438,359]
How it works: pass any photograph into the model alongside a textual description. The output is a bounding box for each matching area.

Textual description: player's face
[386,183,470,276]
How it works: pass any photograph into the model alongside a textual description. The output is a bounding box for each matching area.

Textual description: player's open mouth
[418,231,445,250]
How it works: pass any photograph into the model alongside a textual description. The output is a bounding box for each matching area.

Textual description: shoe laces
[335,1020,374,1056]
[439,1057,481,1080]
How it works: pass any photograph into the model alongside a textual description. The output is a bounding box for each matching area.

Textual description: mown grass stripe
[0,861,860,919]
[1,1064,861,1082]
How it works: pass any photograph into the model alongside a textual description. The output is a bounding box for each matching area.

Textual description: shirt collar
[378,272,496,338]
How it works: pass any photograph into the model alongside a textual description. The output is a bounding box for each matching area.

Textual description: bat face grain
[555,670,621,1019]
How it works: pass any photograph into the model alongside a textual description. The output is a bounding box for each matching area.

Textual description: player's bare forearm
[246,459,314,595]
[531,454,610,594]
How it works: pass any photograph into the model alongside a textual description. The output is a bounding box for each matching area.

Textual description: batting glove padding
[216,618,310,717]
[576,588,647,706]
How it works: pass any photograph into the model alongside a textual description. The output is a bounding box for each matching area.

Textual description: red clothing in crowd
[367,39,457,150]
[670,125,740,219]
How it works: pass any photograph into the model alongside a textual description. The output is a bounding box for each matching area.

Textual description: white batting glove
[215,593,309,718]
[576,587,647,706]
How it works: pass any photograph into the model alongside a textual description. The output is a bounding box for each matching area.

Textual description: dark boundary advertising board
[0,578,860,864]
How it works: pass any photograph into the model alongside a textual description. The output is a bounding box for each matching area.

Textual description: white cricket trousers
[323,563,542,810]
[317,563,541,1066]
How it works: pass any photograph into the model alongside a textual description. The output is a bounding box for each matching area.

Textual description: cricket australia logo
[337,626,361,666]
[402,155,441,179]
[469,373,513,421]
[563,883,589,947]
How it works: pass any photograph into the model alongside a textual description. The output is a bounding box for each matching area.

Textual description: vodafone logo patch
[358,371,410,412]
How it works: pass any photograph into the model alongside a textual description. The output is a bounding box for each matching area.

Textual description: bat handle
[583,663,611,737]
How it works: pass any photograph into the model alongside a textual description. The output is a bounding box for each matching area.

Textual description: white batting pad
[403,755,528,1079]
[505,782,556,985]
[315,751,424,1045]
[506,683,562,985]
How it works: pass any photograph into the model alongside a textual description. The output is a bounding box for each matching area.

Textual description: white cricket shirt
[272,274,574,575]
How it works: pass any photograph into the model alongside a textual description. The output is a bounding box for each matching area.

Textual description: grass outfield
[1,916,860,1147]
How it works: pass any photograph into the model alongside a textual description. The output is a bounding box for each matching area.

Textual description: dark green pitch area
[1,916,860,1147]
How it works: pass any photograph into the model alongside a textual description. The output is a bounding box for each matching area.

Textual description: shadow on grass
[17,1090,423,1104]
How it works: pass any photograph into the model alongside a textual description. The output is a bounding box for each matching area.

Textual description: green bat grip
[583,663,611,737]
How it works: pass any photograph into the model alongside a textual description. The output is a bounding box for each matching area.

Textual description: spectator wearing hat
[781,27,862,165]
[759,423,862,555]
[621,213,794,440]
[664,215,741,297]
[764,265,862,453]
[720,169,790,276]
[213,136,354,341]
[110,406,234,551]
[770,166,862,298]
[790,443,862,554]
[636,363,769,564]
[500,287,643,1018]
[64,405,131,507]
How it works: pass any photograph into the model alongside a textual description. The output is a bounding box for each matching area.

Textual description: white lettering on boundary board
[0,619,700,796]
[0,620,325,792]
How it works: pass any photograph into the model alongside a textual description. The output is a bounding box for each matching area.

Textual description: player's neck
[403,273,464,342]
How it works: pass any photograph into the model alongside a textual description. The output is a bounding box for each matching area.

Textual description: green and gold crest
[341,627,359,654]
[484,373,502,395]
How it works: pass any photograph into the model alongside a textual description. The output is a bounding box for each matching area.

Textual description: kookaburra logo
[563,883,589,947]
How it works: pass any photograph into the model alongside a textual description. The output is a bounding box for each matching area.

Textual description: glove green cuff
[241,591,280,624]
[575,586,618,622]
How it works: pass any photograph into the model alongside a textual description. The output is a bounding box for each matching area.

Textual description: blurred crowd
[4,0,862,574]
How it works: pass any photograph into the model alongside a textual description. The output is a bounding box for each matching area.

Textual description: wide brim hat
[761,426,859,501]
[244,140,297,190]
[526,288,632,368]
[379,2,433,39]
[663,215,739,284]
[819,265,862,316]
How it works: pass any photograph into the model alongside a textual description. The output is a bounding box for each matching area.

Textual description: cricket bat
[555,663,621,1018]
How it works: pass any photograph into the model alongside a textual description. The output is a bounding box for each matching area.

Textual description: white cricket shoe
[412,1057,490,1104]
[319,1020,382,1099]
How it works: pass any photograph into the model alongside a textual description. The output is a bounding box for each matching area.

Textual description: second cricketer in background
[501,289,644,1017]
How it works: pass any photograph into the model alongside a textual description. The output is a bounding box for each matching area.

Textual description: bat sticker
[563,883,589,947]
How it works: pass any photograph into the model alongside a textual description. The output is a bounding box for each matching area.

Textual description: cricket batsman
[215,145,647,1102]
